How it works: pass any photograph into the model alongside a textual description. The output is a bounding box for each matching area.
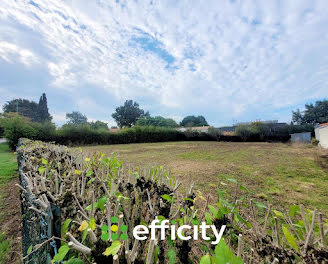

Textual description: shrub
[1,114,37,149]
[312,138,319,146]
[0,124,4,138]
[235,123,314,142]
[235,125,255,141]
[18,139,328,263]
[208,126,222,140]
[32,121,57,141]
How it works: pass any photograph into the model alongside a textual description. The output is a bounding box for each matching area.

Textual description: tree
[37,93,52,122]
[89,120,108,130]
[292,109,303,125]
[292,100,328,124]
[180,115,209,127]
[3,99,39,122]
[112,100,148,128]
[66,111,88,125]
[136,116,179,128]
[1,113,37,149]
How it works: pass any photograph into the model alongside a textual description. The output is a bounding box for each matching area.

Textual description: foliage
[235,125,255,141]
[136,116,179,128]
[89,120,108,130]
[312,138,319,145]
[292,100,328,124]
[37,93,52,122]
[0,115,4,138]
[3,93,52,123]
[235,123,314,142]
[0,112,316,150]
[3,98,39,122]
[180,115,209,127]
[18,139,198,263]
[207,127,222,140]
[1,113,37,149]
[210,240,243,264]
[66,111,88,125]
[112,100,149,128]
[17,139,328,263]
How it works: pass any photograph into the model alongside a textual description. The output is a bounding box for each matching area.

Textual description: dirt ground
[82,141,328,214]
[0,178,22,264]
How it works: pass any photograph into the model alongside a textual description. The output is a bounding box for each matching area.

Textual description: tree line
[3,93,52,123]
[1,94,327,133]
[1,95,209,129]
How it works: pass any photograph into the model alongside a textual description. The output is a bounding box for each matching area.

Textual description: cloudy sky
[0,0,327,127]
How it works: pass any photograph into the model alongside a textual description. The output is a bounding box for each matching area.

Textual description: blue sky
[0,0,327,127]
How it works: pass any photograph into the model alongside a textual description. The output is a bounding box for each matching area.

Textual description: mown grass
[0,142,18,264]
[0,143,17,189]
[82,141,328,214]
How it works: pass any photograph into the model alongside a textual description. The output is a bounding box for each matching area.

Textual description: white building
[315,123,328,149]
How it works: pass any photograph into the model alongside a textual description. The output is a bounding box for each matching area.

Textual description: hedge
[1,114,315,150]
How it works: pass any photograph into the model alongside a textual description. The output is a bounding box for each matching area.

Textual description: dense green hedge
[1,114,315,150]
[1,115,189,149]
[235,123,314,142]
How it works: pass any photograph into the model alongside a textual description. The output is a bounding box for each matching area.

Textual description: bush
[208,126,222,140]
[32,121,57,141]
[235,123,314,142]
[235,125,255,141]
[312,138,319,146]
[0,123,4,138]
[1,114,37,149]
[2,113,316,150]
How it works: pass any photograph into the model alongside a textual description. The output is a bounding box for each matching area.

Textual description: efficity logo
[131,218,226,245]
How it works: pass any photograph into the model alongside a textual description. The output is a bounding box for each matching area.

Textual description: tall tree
[136,116,179,128]
[180,115,209,127]
[37,93,52,122]
[66,111,88,125]
[292,100,328,124]
[292,109,303,125]
[112,100,148,128]
[3,99,39,122]
[89,120,109,130]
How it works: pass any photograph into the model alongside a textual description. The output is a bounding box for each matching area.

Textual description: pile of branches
[17,138,196,263]
[17,139,328,263]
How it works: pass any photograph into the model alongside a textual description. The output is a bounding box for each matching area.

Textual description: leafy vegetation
[292,100,328,125]
[3,93,52,123]
[180,115,209,127]
[65,111,88,125]
[17,139,328,263]
[235,122,314,141]
[136,116,179,128]
[85,141,328,214]
[112,100,149,128]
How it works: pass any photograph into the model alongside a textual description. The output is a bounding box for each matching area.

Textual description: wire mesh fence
[18,139,60,264]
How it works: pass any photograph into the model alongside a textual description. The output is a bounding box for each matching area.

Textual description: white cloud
[0,0,328,125]
[52,113,66,124]
[0,41,39,66]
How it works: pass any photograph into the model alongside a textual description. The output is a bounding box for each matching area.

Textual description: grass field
[82,141,328,214]
[0,142,20,264]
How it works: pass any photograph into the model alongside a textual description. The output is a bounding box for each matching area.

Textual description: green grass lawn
[0,143,17,192]
[82,141,328,215]
[0,142,18,264]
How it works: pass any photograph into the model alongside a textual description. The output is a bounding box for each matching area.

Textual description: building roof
[109,128,121,132]
[176,126,210,131]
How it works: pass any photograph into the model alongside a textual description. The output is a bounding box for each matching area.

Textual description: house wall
[315,125,328,149]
